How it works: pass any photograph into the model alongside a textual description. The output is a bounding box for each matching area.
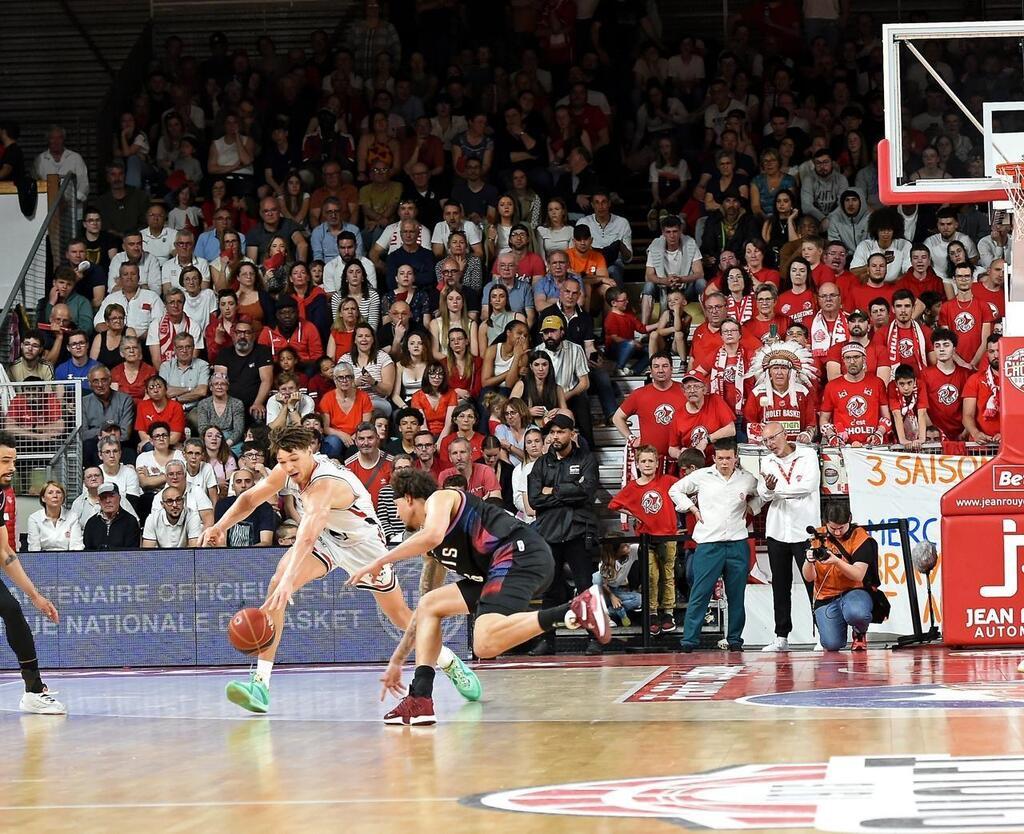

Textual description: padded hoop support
[877,138,1010,205]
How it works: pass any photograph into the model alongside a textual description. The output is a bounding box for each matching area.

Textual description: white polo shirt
[143,506,203,547]
[161,255,211,288]
[108,251,162,293]
[95,289,166,335]
[141,226,176,264]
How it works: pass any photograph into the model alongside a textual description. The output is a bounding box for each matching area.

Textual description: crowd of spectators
[9,0,1012,656]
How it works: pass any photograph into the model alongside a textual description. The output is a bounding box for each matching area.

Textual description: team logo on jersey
[936,383,959,406]
[846,395,867,418]
[953,311,976,333]
[898,338,915,358]
[1006,348,1024,393]
[653,404,675,425]
[690,426,710,447]
[641,490,663,514]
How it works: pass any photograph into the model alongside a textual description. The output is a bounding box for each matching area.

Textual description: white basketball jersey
[285,455,384,544]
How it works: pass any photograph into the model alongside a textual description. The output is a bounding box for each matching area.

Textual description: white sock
[256,659,274,687]
[436,645,456,670]
[564,610,580,629]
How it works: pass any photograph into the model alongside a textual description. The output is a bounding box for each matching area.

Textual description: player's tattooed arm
[418,555,446,597]
[390,611,418,669]
[4,552,17,566]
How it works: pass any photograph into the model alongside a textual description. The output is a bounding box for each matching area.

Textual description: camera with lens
[806,526,836,563]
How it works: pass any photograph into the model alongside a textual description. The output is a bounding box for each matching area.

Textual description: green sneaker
[441,655,482,702]
[226,672,270,714]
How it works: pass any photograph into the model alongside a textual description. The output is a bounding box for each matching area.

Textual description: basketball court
[5,646,1024,833]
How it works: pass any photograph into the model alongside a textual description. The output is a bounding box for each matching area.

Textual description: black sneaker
[661,613,676,633]
[585,637,604,655]
[648,617,661,636]
[679,642,695,653]
[528,638,553,656]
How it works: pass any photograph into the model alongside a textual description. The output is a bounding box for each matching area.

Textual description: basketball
[227,608,275,655]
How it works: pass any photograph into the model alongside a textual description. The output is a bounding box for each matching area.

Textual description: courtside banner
[0,549,468,668]
[842,448,991,635]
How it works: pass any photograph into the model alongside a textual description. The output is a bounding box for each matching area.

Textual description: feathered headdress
[747,340,818,408]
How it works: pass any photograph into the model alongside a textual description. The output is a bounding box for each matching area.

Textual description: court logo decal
[619,664,746,702]
[738,680,1024,709]
[467,754,1024,831]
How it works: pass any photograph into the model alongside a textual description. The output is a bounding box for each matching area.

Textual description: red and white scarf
[710,346,746,414]
[809,311,848,357]
[726,294,754,324]
[157,313,191,362]
[885,320,927,368]
[983,362,1000,420]
[898,388,918,418]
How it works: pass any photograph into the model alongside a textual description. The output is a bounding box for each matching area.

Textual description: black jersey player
[348,467,612,725]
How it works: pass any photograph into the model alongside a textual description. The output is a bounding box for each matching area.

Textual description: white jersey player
[200,427,481,713]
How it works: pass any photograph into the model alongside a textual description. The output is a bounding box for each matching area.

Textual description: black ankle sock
[20,658,43,694]
[409,665,435,698]
[538,603,572,632]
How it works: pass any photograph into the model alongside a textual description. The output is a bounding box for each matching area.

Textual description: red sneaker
[569,584,613,645]
[383,695,436,726]
[851,631,867,652]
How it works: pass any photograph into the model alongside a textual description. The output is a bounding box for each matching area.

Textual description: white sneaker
[761,637,790,652]
[1017,658,1024,673]
[813,641,824,651]
[19,691,66,715]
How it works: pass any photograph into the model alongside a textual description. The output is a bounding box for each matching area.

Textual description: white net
[996,164,1024,242]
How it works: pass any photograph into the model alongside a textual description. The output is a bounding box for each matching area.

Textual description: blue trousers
[611,340,650,374]
[814,589,872,650]
[681,539,749,648]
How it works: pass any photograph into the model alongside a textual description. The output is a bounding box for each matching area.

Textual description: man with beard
[845,253,897,315]
[871,289,934,384]
[612,352,687,466]
[825,308,877,381]
[213,467,275,546]
[213,319,273,423]
[963,335,1002,444]
[819,343,891,446]
[537,316,594,447]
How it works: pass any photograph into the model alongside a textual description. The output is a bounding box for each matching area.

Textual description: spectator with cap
[536,315,594,447]
[566,224,615,308]
[142,485,203,548]
[213,467,277,547]
[527,413,601,655]
[72,465,138,526]
[83,482,141,550]
[819,342,892,446]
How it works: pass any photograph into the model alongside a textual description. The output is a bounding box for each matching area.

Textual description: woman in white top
[495,397,530,463]
[135,422,185,494]
[511,427,545,523]
[536,197,574,258]
[266,372,316,430]
[342,324,396,415]
[208,112,256,189]
[182,437,221,506]
[391,331,430,409]
[180,265,218,328]
[338,260,381,331]
[850,209,913,283]
[114,111,151,189]
[28,481,84,552]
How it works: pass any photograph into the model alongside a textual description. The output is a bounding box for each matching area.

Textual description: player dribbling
[200,427,480,712]
[349,468,612,725]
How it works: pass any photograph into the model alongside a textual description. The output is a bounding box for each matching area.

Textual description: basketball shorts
[457,532,555,616]
[309,529,397,594]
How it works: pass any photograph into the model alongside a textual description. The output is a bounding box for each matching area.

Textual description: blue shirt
[194,229,247,263]
[55,357,99,392]
[311,222,363,262]
[481,277,536,314]
[385,246,436,291]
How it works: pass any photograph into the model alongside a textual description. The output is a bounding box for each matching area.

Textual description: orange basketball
[227,607,275,655]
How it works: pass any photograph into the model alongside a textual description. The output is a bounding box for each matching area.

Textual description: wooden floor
[5,647,1024,834]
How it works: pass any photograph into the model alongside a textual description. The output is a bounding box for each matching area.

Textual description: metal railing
[0,175,81,366]
[0,379,84,502]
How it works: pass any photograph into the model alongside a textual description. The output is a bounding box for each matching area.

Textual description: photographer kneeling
[802,501,877,652]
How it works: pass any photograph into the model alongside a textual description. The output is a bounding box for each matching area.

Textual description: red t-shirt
[135,398,186,435]
[870,322,933,373]
[920,364,971,440]
[777,289,817,325]
[744,314,791,345]
[618,383,688,456]
[112,363,157,403]
[669,394,735,453]
[603,310,646,349]
[410,389,458,436]
[886,379,930,422]
[973,281,1005,322]
[748,267,780,288]
[742,386,817,438]
[825,340,878,377]
[846,280,897,315]
[938,296,993,365]
[437,464,499,497]
[820,374,887,441]
[834,270,860,309]
[810,262,833,286]
[344,453,394,507]
[318,389,373,435]
[259,323,324,363]
[439,432,484,468]
[689,323,723,370]
[608,474,680,536]
[964,368,1001,437]
[895,270,945,299]
[699,347,754,414]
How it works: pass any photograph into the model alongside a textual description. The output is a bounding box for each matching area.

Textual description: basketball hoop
[995,161,1024,240]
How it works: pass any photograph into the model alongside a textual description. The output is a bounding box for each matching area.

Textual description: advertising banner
[842,448,991,635]
[0,549,469,668]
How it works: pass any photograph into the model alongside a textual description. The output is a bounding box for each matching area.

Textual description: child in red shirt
[887,363,929,447]
[604,288,652,374]
[609,445,680,635]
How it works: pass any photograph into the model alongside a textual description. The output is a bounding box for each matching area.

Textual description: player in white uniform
[200,426,480,713]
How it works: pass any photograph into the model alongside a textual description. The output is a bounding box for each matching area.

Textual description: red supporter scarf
[726,294,754,324]
[885,319,926,367]
[899,388,918,418]
[984,363,1000,420]
[158,313,190,361]
[810,311,848,357]
[711,346,745,414]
